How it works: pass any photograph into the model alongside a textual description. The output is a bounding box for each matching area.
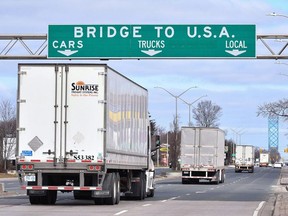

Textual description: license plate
[24,175,36,182]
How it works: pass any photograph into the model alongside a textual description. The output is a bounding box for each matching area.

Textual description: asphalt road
[0,166,281,216]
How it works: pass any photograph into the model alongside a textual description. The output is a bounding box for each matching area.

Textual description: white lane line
[170,196,180,200]
[253,201,265,216]
[142,204,152,207]
[186,193,190,196]
[114,210,128,215]
[196,191,206,194]
[161,200,168,202]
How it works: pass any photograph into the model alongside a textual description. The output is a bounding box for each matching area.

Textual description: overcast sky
[1,0,288,158]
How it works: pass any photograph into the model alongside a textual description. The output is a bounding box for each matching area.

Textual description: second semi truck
[235,145,255,173]
[180,127,225,184]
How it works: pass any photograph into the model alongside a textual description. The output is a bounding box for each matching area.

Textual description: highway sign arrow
[225,49,247,56]
[57,49,78,57]
[141,49,162,56]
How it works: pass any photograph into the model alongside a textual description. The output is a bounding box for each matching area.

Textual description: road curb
[259,194,276,216]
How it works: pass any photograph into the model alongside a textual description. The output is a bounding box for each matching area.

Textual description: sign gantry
[0,31,287,60]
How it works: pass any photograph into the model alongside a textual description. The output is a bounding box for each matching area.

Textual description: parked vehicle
[16,64,155,205]
[259,153,269,167]
[235,145,255,173]
[180,127,225,184]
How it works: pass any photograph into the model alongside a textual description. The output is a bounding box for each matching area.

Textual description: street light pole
[230,128,245,164]
[179,95,208,126]
[154,86,197,130]
[267,12,288,19]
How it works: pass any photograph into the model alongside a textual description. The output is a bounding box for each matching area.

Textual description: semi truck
[235,145,255,173]
[180,127,225,184]
[259,153,269,167]
[16,64,155,205]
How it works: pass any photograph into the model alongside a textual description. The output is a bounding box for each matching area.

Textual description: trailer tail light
[20,164,34,170]
[87,165,102,171]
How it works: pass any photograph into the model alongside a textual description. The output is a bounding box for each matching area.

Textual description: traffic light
[155,135,161,147]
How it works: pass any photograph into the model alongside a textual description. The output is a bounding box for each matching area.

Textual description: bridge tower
[268,115,279,151]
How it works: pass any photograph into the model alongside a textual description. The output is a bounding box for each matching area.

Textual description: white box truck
[180,127,225,184]
[259,153,269,167]
[235,145,255,173]
[16,64,155,205]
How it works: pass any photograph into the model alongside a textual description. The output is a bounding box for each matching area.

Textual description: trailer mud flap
[92,173,112,198]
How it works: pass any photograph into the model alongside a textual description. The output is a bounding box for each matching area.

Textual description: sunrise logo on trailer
[71,81,98,96]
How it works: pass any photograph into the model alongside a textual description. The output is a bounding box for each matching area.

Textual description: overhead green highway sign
[48,24,256,59]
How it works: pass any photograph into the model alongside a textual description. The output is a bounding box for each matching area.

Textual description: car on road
[274,162,282,168]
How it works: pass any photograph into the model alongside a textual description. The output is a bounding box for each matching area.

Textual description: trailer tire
[220,170,225,183]
[147,189,154,198]
[131,171,146,200]
[40,191,57,205]
[115,172,120,204]
[94,198,104,205]
[105,173,118,205]
[213,171,220,185]
[138,171,146,200]
[29,196,41,205]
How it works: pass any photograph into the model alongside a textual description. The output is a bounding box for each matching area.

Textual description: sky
[1,0,288,158]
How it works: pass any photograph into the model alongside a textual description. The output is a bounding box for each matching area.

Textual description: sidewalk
[272,166,288,216]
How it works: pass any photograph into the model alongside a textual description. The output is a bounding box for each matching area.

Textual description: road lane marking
[196,191,206,194]
[114,210,128,215]
[253,201,265,216]
[170,196,180,200]
[161,200,168,202]
[142,204,152,207]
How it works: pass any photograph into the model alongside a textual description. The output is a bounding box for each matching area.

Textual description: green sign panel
[48,24,256,59]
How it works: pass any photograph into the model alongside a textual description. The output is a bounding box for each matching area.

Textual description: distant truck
[16,64,155,205]
[259,153,269,167]
[235,145,255,173]
[180,127,225,184]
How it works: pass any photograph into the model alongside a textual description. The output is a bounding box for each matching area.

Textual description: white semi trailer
[259,153,269,167]
[16,64,155,205]
[180,127,225,184]
[235,145,255,173]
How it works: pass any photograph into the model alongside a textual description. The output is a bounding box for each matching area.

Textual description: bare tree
[169,116,181,170]
[257,99,288,120]
[0,99,16,171]
[192,100,222,127]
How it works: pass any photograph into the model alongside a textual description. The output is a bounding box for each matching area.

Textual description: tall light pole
[179,95,208,126]
[230,128,245,164]
[154,86,197,130]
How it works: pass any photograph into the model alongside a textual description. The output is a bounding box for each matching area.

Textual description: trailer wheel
[42,191,57,205]
[131,171,146,200]
[220,170,225,183]
[137,171,146,200]
[213,171,220,185]
[29,196,41,205]
[147,189,154,198]
[115,172,120,204]
[104,173,118,205]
